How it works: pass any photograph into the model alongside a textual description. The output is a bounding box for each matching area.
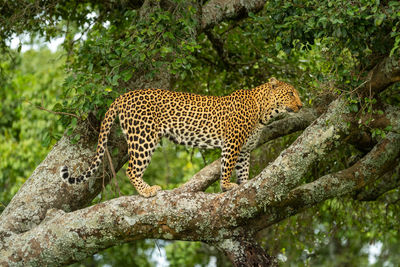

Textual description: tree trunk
[214,237,278,267]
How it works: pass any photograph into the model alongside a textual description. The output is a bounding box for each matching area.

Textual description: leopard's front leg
[220,144,241,192]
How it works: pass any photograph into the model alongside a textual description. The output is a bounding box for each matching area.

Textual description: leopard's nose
[298,104,303,110]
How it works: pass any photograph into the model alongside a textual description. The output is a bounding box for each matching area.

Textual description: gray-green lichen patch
[239,206,258,219]
[123,215,139,226]
[218,238,245,261]
[385,105,400,133]
[163,232,173,239]
[219,239,240,252]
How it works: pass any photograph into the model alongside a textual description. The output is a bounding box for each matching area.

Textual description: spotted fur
[60,77,302,197]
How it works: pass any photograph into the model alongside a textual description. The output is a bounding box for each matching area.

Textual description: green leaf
[350,104,359,112]
[374,14,385,26]
[112,74,120,86]
[384,125,393,131]
[41,132,51,147]
[121,70,133,82]
[161,46,173,55]
[71,117,77,128]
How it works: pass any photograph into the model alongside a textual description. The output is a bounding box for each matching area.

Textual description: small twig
[26,101,79,119]
[200,149,207,166]
[220,20,240,36]
[106,147,122,196]
[337,79,370,95]
[100,160,106,202]
[154,240,162,257]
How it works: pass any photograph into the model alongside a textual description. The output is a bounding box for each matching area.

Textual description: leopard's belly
[162,126,222,149]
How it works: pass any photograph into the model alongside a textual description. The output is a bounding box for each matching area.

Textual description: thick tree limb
[355,162,400,201]
[254,133,400,229]
[290,133,400,205]
[213,236,278,266]
[365,55,400,95]
[201,0,266,30]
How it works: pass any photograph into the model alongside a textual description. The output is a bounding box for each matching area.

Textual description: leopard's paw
[141,185,162,198]
[221,182,239,192]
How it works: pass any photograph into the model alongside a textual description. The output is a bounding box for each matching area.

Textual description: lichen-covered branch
[0,122,128,239]
[201,0,266,30]
[175,159,221,193]
[366,55,400,95]
[257,108,318,146]
[213,236,278,266]
[254,133,400,229]
[355,162,400,201]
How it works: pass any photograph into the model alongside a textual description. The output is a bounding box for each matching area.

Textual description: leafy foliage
[63,2,199,112]
[0,49,65,208]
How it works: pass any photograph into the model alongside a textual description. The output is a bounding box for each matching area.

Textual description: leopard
[60,77,302,197]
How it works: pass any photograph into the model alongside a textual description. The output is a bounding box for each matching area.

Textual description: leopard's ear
[269,77,279,88]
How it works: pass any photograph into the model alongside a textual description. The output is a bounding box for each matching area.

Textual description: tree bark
[214,237,278,267]
[365,55,400,95]
[201,0,267,30]
[0,122,128,238]
[355,162,400,201]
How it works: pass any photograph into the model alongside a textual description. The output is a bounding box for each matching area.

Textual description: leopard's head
[269,77,302,114]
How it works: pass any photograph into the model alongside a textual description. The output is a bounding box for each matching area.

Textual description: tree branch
[213,236,278,266]
[365,54,400,95]
[355,162,400,201]
[253,133,400,230]
[201,0,266,30]
[175,159,221,193]
[257,108,318,146]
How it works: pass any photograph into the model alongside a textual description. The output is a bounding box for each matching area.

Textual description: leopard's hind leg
[235,151,250,185]
[125,124,162,197]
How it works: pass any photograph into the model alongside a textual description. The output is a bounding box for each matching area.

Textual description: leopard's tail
[60,97,120,184]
